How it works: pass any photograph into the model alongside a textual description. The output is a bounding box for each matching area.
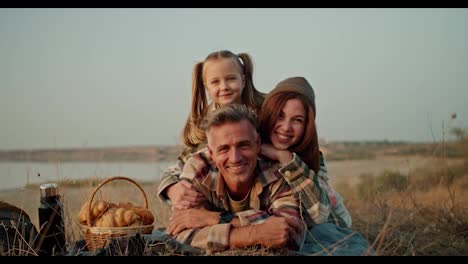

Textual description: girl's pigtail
[238,53,265,114]
[183,62,207,147]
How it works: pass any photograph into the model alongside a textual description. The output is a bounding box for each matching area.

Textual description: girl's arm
[157,146,206,209]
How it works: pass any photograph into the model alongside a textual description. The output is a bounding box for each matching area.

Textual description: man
[166,104,304,253]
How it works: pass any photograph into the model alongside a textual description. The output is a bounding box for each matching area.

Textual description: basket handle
[86,176,148,228]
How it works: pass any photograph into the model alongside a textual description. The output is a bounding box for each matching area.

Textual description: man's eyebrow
[216,144,228,151]
[237,140,252,146]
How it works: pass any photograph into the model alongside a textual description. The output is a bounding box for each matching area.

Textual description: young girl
[157,50,265,207]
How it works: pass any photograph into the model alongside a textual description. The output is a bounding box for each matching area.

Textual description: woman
[257,77,373,255]
[258,76,351,228]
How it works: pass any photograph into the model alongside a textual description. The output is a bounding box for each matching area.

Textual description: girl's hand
[261,144,293,165]
[166,180,206,210]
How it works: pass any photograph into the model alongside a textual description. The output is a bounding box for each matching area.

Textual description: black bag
[0,201,38,256]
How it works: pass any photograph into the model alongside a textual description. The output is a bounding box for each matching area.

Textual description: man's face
[207,120,260,193]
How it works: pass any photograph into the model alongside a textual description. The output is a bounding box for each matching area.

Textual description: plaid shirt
[279,152,352,228]
[157,145,352,227]
[174,149,302,253]
[157,143,206,202]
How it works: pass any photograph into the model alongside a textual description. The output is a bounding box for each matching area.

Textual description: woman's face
[203,57,245,106]
[270,98,306,150]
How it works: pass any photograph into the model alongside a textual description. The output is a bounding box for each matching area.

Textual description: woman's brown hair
[258,92,320,173]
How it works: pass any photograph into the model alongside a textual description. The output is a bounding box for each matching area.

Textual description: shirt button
[284,171,292,178]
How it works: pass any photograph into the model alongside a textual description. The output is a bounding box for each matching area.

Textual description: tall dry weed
[340,128,468,256]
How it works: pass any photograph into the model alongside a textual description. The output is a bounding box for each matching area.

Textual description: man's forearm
[229,225,257,249]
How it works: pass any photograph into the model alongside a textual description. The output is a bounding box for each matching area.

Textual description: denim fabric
[299,223,375,256]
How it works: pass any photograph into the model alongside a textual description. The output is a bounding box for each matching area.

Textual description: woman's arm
[316,154,352,227]
[261,144,335,227]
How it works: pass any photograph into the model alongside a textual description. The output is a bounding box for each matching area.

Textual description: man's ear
[206,130,214,158]
[208,145,214,159]
[256,131,261,153]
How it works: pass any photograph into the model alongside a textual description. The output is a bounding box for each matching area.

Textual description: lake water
[0,161,176,191]
[0,155,448,191]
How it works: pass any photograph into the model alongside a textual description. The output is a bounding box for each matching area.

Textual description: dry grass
[0,179,172,247]
[343,176,468,256]
[338,135,468,256]
[2,137,467,256]
[3,171,466,255]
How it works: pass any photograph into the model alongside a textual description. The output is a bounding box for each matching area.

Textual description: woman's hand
[168,207,220,235]
[166,180,206,210]
[261,144,293,165]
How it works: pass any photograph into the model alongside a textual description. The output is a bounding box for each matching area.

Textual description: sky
[1,8,467,150]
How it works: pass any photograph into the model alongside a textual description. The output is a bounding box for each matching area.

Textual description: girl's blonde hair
[182,50,265,147]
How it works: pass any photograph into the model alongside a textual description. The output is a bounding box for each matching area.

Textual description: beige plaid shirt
[158,145,352,229]
[173,149,302,252]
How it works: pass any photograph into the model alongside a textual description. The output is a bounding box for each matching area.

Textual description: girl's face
[270,98,306,150]
[203,57,245,106]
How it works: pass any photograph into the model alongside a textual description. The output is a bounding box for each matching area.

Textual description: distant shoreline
[0,145,184,163]
[0,141,447,163]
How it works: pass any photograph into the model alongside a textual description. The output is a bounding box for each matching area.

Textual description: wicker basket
[80,176,154,251]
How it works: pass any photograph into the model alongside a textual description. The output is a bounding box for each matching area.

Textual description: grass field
[1,139,467,256]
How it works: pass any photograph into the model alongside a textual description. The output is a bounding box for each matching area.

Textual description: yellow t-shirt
[226,188,252,214]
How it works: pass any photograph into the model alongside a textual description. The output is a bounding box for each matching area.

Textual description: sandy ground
[326,155,457,186]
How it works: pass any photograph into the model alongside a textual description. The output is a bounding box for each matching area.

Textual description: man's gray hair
[201,104,258,133]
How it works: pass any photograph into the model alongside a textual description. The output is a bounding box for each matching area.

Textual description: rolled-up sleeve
[157,145,205,202]
[235,209,269,226]
[175,223,232,253]
[157,159,184,202]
